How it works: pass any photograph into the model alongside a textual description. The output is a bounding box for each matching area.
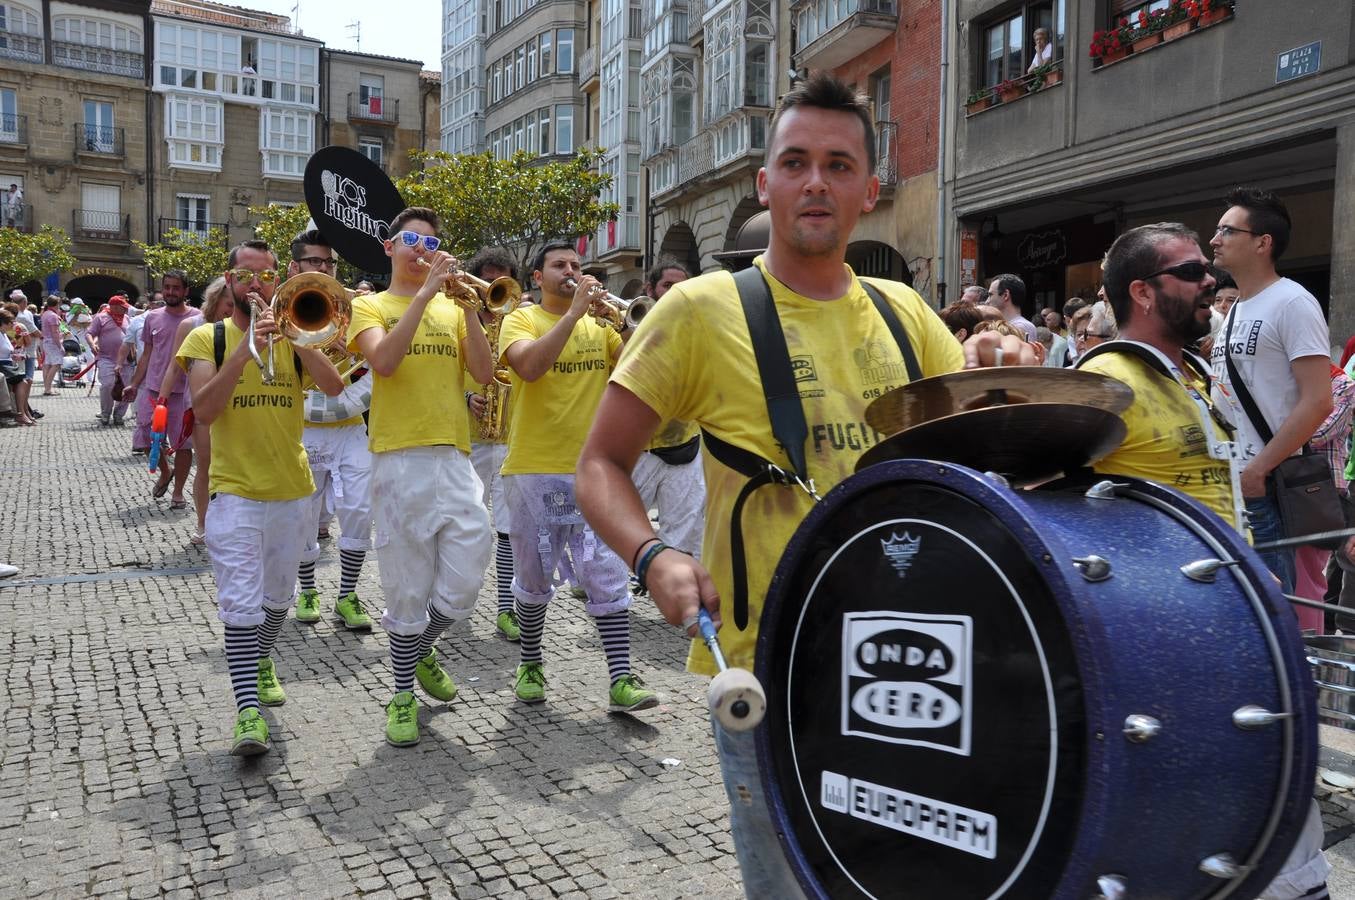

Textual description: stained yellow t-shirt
[176,320,315,501]
[1081,351,1234,523]
[348,290,471,454]
[499,305,623,475]
[648,418,700,452]
[612,257,965,674]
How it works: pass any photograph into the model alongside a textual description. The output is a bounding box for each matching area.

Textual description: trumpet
[417,257,521,316]
[562,277,652,331]
[248,271,354,384]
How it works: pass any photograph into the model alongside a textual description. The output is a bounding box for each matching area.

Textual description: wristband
[635,541,670,594]
[630,536,661,572]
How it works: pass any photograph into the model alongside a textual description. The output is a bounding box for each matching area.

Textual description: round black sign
[759,472,1086,898]
[303,145,406,274]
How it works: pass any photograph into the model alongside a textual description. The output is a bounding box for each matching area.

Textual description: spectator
[984,273,1038,340]
[1027,27,1053,73]
[938,301,986,342]
[87,295,134,426]
[39,296,63,395]
[0,309,33,424]
[2,183,22,227]
[958,284,987,305]
[1075,301,1117,356]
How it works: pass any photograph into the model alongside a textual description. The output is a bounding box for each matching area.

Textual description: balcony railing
[0,114,27,146]
[579,45,599,86]
[875,120,897,185]
[347,93,399,125]
[793,0,897,70]
[158,218,229,244]
[52,40,144,78]
[74,210,130,241]
[687,0,706,41]
[75,124,125,158]
[2,203,33,233]
[0,32,43,64]
[152,0,301,34]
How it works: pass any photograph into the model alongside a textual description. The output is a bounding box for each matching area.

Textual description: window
[555,104,573,155]
[359,139,383,167]
[540,32,552,74]
[83,100,114,152]
[556,28,574,74]
[745,41,771,107]
[166,96,222,169]
[872,66,891,122]
[0,88,16,143]
[539,108,551,155]
[52,16,142,51]
[0,1,42,50]
[260,108,314,177]
[978,1,1064,88]
[175,195,210,235]
[80,182,120,233]
[359,74,384,115]
[983,13,1023,87]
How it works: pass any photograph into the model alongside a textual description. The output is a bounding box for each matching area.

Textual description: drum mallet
[694,608,766,731]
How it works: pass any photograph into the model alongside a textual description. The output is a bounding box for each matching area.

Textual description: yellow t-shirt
[649,418,700,452]
[348,290,471,454]
[1081,351,1234,522]
[499,304,623,474]
[176,320,315,501]
[612,257,964,674]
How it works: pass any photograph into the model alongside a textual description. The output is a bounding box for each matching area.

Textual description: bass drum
[755,460,1317,899]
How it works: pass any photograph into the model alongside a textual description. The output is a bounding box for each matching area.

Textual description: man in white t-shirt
[1209,186,1333,596]
[984,273,1038,341]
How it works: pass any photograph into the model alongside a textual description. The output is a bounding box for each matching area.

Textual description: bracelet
[635,541,670,594]
[630,536,660,572]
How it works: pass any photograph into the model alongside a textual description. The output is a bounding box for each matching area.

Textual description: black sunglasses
[1140,261,1212,283]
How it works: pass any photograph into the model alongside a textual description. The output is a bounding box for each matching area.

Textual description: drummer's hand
[962,331,1039,369]
[1030,339,1047,365]
[646,550,722,637]
[1240,461,1268,499]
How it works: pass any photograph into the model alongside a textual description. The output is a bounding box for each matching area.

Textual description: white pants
[503,473,630,617]
[631,449,707,558]
[370,446,491,636]
[205,493,310,626]
[470,441,510,532]
[1259,800,1331,899]
[300,424,373,564]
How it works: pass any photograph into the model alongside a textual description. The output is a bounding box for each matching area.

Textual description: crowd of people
[0,70,1341,898]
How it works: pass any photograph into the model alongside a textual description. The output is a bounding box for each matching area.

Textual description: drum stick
[1253,528,1355,553]
[698,609,767,732]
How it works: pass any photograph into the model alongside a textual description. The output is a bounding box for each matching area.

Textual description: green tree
[396,148,620,282]
[0,225,76,294]
[133,227,229,286]
[249,201,360,285]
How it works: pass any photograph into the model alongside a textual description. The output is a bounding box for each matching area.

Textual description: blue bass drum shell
[754,459,1317,900]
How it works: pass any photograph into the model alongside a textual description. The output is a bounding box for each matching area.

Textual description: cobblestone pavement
[7,391,1355,898]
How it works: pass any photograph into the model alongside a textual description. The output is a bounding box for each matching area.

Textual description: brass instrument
[248,271,355,384]
[417,257,521,314]
[477,315,513,442]
[561,277,650,331]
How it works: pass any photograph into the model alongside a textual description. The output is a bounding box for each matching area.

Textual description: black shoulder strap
[1222,304,1276,445]
[213,320,225,370]
[732,265,810,480]
[860,280,922,382]
[1076,338,1212,393]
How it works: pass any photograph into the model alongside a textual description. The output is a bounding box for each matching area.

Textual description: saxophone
[477,312,512,442]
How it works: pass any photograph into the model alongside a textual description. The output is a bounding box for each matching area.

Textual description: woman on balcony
[1027,27,1054,73]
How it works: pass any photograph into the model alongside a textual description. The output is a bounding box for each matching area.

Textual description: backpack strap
[213,320,225,370]
[861,280,922,382]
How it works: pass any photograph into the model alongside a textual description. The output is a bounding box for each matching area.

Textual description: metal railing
[52,40,143,78]
[875,120,897,185]
[150,0,300,35]
[0,113,27,145]
[2,203,32,232]
[158,218,229,243]
[687,0,706,40]
[0,32,43,64]
[74,124,125,157]
[578,45,599,85]
[74,210,130,240]
[347,93,399,124]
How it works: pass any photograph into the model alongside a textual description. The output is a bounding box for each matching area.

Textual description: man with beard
[125,270,197,506]
[1078,222,1331,900]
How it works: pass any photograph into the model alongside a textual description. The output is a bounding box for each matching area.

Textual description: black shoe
[27,407,42,419]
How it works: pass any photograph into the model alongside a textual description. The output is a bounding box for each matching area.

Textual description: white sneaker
[0,563,18,578]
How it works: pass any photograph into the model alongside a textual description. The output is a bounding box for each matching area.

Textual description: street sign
[1276,41,1321,84]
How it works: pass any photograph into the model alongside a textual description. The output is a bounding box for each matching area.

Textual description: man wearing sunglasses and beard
[348,207,496,748]
[1077,222,1331,900]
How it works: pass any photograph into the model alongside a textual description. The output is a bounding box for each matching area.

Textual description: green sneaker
[385,691,420,747]
[295,588,321,623]
[568,586,588,600]
[335,592,373,631]
[231,707,270,756]
[608,674,658,713]
[514,662,546,703]
[496,610,521,641]
[415,649,457,702]
[257,657,286,706]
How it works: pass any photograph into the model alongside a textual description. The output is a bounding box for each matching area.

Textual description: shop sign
[71,266,134,280]
[960,228,979,287]
[1016,230,1067,269]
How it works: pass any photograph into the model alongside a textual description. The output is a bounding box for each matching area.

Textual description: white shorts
[205,493,310,626]
[370,446,491,635]
[631,449,707,558]
[470,441,510,533]
[503,473,629,616]
[300,424,372,562]
[1259,800,1331,899]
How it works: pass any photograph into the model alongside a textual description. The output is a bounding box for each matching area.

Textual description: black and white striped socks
[338,548,365,598]
[516,600,548,664]
[257,606,287,657]
[297,559,317,592]
[595,611,631,685]
[495,533,514,614]
[225,625,260,711]
[417,602,454,659]
[390,631,421,693]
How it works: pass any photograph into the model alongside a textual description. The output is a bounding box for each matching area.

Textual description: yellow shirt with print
[176,319,315,502]
[1081,351,1234,522]
[348,290,471,454]
[612,257,965,675]
[500,304,623,475]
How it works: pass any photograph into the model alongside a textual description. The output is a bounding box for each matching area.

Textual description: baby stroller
[58,337,85,387]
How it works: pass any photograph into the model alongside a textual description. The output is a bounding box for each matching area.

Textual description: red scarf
[108,307,127,328]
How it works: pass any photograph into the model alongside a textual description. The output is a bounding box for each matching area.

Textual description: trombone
[562,277,654,331]
[247,271,356,384]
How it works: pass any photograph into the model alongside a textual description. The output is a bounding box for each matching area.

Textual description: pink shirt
[141,306,197,396]
[86,311,127,362]
[41,309,62,343]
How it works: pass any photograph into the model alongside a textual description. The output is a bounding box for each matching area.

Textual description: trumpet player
[465,248,521,641]
[498,240,657,712]
[174,240,345,756]
[348,207,495,748]
[288,230,376,632]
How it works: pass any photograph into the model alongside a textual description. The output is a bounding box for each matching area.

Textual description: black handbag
[1221,306,1345,548]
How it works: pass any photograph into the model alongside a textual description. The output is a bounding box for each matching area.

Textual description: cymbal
[864,368,1135,437]
[856,402,1129,483]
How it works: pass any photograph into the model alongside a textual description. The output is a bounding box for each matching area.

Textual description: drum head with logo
[303,146,406,274]
[756,461,1090,899]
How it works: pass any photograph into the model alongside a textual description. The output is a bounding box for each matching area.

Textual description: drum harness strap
[1076,339,1245,532]
[700,266,921,629]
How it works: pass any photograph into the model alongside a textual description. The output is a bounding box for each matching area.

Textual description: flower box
[1200,7,1230,26]
[997,84,1026,103]
[1163,19,1194,40]
[966,95,994,115]
[1132,32,1162,52]
[1043,68,1063,88]
[1100,46,1130,64]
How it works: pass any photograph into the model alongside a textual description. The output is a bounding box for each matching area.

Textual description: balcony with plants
[1090,0,1233,69]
